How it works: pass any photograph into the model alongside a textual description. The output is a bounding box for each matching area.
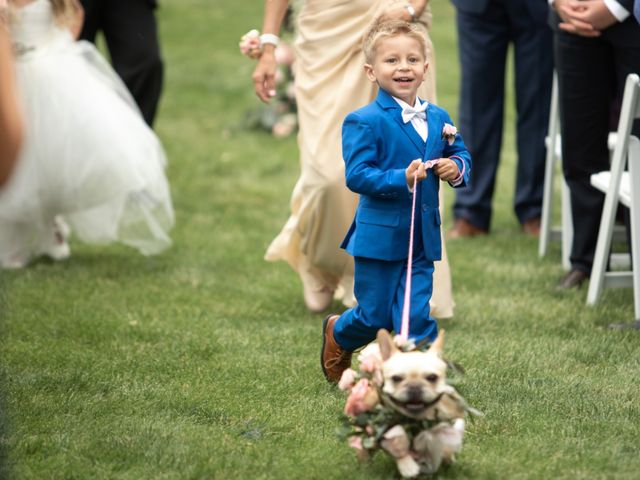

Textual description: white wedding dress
[0,0,174,267]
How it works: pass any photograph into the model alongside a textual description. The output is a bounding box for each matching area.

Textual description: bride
[0,0,174,268]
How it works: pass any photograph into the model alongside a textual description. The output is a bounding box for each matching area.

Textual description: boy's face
[364,34,428,106]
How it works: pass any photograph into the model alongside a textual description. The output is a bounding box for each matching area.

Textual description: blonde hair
[362,18,427,64]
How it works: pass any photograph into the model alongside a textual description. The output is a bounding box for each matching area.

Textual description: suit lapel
[376,89,426,157]
[424,106,439,161]
[393,114,426,156]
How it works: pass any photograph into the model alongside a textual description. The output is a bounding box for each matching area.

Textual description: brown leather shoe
[555,269,589,290]
[321,314,352,383]
[447,218,488,239]
[522,217,541,237]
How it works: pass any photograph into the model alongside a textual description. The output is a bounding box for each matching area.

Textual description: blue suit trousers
[333,235,437,352]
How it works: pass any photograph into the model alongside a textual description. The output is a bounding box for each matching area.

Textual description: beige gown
[265,0,455,318]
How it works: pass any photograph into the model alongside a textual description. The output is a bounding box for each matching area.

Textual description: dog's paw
[397,455,420,478]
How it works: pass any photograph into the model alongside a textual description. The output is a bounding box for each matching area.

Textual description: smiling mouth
[386,393,443,414]
[394,77,413,83]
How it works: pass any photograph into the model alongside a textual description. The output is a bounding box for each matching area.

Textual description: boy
[321,19,472,383]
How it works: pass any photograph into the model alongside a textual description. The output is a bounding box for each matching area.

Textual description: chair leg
[538,146,555,258]
[539,73,560,259]
[629,145,640,320]
[561,180,572,271]
[586,178,620,306]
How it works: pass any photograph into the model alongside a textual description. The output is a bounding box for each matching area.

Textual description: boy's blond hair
[362,18,427,64]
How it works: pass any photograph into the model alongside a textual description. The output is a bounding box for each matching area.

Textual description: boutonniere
[442,123,458,145]
[239,29,262,59]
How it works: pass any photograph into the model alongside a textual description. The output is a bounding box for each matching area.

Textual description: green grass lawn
[2,1,639,479]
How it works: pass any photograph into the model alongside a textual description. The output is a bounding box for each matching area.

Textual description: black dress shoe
[608,320,640,330]
[555,269,589,290]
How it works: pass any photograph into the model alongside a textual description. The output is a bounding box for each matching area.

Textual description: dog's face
[377,329,448,420]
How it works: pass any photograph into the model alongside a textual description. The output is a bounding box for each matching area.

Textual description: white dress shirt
[393,96,428,142]
[548,0,630,22]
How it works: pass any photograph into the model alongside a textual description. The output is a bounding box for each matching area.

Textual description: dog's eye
[425,374,439,383]
[391,375,404,383]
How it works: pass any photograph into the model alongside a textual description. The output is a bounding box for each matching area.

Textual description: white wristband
[259,33,280,48]
[405,4,418,22]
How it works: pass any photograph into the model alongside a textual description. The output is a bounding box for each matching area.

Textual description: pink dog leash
[399,159,440,341]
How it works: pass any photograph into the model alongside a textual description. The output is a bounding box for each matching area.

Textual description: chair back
[607,74,640,203]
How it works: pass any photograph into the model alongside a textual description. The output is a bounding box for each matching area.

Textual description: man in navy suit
[551,0,640,293]
[320,20,471,383]
[449,0,553,238]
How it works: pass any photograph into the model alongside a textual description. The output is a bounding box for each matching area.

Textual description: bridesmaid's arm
[0,28,24,186]
[68,0,84,40]
[252,0,289,103]
[378,0,429,23]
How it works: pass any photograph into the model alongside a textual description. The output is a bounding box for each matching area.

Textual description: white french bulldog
[376,329,466,478]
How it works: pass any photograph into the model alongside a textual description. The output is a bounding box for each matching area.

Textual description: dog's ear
[427,329,445,357]
[377,329,397,361]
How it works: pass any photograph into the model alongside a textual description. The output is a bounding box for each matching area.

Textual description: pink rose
[357,343,382,374]
[274,43,295,66]
[239,29,261,59]
[442,123,458,145]
[432,419,465,454]
[380,425,411,458]
[286,82,296,102]
[338,368,358,391]
[344,378,379,416]
[348,436,363,451]
[272,114,297,139]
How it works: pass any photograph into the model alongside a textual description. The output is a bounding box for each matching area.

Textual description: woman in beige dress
[252,0,454,318]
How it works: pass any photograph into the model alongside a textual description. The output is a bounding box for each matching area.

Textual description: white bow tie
[401,103,428,123]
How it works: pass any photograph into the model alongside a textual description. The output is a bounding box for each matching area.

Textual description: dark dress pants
[80,0,163,127]
[453,0,553,231]
[554,26,640,274]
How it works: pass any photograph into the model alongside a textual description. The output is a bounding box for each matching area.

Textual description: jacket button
[422,204,428,212]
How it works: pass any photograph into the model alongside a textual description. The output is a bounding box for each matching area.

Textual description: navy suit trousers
[452,0,553,230]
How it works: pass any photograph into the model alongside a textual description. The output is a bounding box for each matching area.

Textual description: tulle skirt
[0,32,174,265]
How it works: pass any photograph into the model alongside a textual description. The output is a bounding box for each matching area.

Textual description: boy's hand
[433,158,459,182]
[406,159,426,189]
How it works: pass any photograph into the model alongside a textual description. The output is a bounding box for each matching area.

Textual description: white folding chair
[587,73,640,321]
[539,73,573,270]
[539,74,619,271]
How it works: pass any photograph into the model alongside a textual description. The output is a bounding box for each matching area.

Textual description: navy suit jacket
[451,0,549,21]
[340,89,471,263]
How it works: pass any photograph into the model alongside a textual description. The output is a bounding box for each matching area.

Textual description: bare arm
[251,0,289,103]
[378,0,429,23]
[0,27,24,186]
[68,0,84,40]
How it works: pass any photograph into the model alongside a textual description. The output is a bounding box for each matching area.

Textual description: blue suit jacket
[340,89,471,263]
